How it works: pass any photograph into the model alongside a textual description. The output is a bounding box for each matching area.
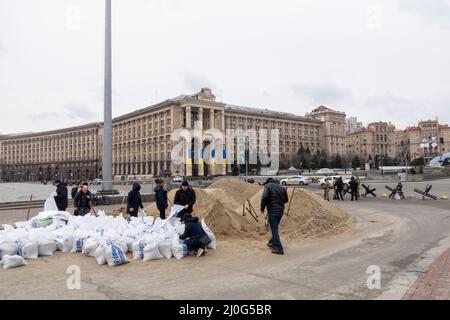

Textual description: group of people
[52,176,288,257]
[322,176,361,202]
[53,178,209,257]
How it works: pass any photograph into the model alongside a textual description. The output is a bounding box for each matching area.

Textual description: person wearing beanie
[174,180,196,221]
[53,179,68,212]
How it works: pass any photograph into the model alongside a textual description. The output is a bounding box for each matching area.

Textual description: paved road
[1,194,449,299]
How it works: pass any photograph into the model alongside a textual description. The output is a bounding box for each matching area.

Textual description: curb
[376,235,450,300]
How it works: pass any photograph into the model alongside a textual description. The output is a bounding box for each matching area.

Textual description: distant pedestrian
[356,177,361,200]
[332,177,338,200]
[70,183,81,215]
[349,177,358,201]
[174,180,196,221]
[127,182,144,218]
[54,179,68,211]
[335,177,344,201]
[74,183,92,216]
[261,178,289,255]
[154,179,168,219]
[322,180,330,201]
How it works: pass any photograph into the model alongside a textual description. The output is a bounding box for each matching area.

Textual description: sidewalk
[403,246,450,300]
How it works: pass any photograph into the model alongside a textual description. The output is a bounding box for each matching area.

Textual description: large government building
[0,88,345,182]
[1,88,448,182]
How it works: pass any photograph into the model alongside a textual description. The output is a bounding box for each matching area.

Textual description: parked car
[316,168,334,175]
[172,176,184,183]
[318,176,351,186]
[280,176,311,186]
[244,176,255,184]
[90,178,103,186]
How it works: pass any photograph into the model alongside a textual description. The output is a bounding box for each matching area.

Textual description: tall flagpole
[103,0,113,191]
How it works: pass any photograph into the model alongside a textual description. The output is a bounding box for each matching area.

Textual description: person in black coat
[349,177,358,201]
[127,182,144,217]
[261,178,289,255]
[179,214,209,257]
[54,179,68,211]
[74,183,92,216]
[174,180,196,221]
[335,177,344,201]
[154,179,168,219]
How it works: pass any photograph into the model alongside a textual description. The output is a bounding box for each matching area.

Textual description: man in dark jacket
[154,179,168,219]
[54,179,68,211]
[174,180,196,221]
[335,177,344,201]
[74,183,92,216]
[179,214,209,257]
[349,177,358,201]
[261,178,289,255]
[127,182,144,217]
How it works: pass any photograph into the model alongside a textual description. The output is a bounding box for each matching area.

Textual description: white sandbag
[171,235,187,260]
[201,219,217,250]
[132,238,146,260]
[174,220,185,235]
[18,241,38,259]
[0,254,27,269]
[114,239,128,254]
[71,237,85,253]
[143,240,163,262]
[38,240,57,256]
[94,245,107,265]
[44,193,58,212]
[82,238,99,257]
[0,241,19,258]
[62,235,74,253]
[105,242,129,267]
[158,238,173,259]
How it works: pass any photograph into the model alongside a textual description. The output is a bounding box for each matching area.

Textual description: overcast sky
[1,0,449,135]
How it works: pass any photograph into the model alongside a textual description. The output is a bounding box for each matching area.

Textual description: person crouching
[179,214,211,257]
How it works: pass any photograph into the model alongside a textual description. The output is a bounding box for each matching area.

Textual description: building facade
[346,116,363,132]
[2,88,448,182]
[0,123,102,182]
[306,106,347,156]
[345,122,397,163]
[0,88,338,181]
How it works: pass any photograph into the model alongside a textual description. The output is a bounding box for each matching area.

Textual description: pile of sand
[146,179,351,241]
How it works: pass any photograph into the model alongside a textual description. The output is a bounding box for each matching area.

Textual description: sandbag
[158,238,173,259]
[201,219,217,250]
[0,241,19,258]
[143,241,163,262]
[82,238,99,257]
[18,241,38,259]
[44,193,58,212]
[71,237,85,253]
[132,239,146,260]
[105,242,129,267]
[171,235,187,260]
[0,254,27,269]
[94,245,107,265]
[38,240,57,256]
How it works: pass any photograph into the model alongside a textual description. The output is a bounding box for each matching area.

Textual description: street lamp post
[103,0,113,192]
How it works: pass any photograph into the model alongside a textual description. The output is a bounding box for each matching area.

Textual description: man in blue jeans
[261,178,289,255]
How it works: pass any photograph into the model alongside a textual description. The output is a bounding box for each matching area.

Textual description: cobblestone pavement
[403,246,450,300]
